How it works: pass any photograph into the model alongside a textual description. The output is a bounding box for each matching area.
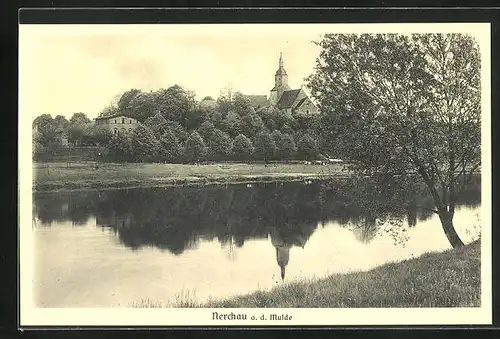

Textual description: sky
[19,24,328,120]
[19,23,490,121]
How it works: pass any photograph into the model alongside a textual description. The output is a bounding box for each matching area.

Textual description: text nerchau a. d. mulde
[212,312,292,321]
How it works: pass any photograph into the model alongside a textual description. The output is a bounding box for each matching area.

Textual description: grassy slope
[204,241,481,308]
[33,162,348,192]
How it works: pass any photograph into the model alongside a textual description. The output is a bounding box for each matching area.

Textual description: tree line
[32,86,322,163]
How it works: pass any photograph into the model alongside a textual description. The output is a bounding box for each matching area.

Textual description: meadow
[33,161,348,192]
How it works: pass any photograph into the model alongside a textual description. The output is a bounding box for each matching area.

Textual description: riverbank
[132,240,480,308]
[33,162,349,192]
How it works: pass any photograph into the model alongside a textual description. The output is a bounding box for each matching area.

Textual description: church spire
[274,52,289,92]
[269,52,290,106]
[276,52,287,76]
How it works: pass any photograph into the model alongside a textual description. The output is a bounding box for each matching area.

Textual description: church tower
[269,53,291,106]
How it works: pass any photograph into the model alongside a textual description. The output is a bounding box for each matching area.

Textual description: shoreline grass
[33,162,350,192]
[131,240,480,308]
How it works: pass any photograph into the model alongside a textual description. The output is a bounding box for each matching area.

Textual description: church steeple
[275,52,288,79]
[269,52,291,107]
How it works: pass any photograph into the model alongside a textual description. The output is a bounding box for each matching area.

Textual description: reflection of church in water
[269,227,310,281]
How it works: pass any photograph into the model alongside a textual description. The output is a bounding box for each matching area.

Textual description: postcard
[19,21,492,327]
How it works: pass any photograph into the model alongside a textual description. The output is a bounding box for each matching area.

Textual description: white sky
[20,24,327,120]
[19,23,489,121]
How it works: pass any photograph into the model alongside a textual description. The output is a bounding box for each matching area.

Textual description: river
[32,177,481,307]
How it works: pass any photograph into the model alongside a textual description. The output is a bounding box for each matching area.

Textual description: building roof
[245,95,268,108]
[277,89,301,109]
[294,97,308,110]
[95,113,135,120]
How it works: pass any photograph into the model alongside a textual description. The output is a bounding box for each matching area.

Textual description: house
[94,114,139,135]
[245,53,319,116]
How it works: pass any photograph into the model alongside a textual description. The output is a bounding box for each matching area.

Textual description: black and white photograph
[18,22,492,326]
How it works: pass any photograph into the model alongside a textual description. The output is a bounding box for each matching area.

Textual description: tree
[271,129,283,145]
[307,33,481,248]
[275,109,297,130]
[222,111,242,137]
[240,113,265,139]
[198,121,216,140]
[105,132,133,162]
[117,89,142,116]
[232,92,255,117]
[185,107,207,131]
[32,114,54,145]
[297,135,318,160]
[67,123,86,146]
[69,112,91,125]
[264,118,277,132]
[281,123,294,136]
[155,85,197,125]
[271,130,284,160]
[131,124,161,162]
[53,115,69,131]
[84,125,113,146]
[164,119,188,145]
[144,112,168,138]
[32,114,65,147]
[198,121,231,160]
[126,91,156,122]
[184,131,207,163]
[279,133,297,161]
[159,131,182,163]
[254,131,277,163]
[207,129,232,161]
[98,104,119,118]
[216,88,234,116]
[32,127,45,160]
[67,113,91,146]
[231,134,254,161]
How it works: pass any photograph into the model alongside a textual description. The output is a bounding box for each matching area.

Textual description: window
[129,119,132,124]
[122,118,125,124]
[113,128,117,134]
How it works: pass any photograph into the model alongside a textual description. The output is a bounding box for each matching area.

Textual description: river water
[32,178,481,307]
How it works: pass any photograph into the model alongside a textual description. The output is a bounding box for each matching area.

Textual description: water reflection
[34,177,481,283]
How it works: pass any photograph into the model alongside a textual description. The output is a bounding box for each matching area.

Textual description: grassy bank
[33,162,349,192]
[132,241,480,308]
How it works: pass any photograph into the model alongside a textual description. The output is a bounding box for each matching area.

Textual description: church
[246,53,319,116]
